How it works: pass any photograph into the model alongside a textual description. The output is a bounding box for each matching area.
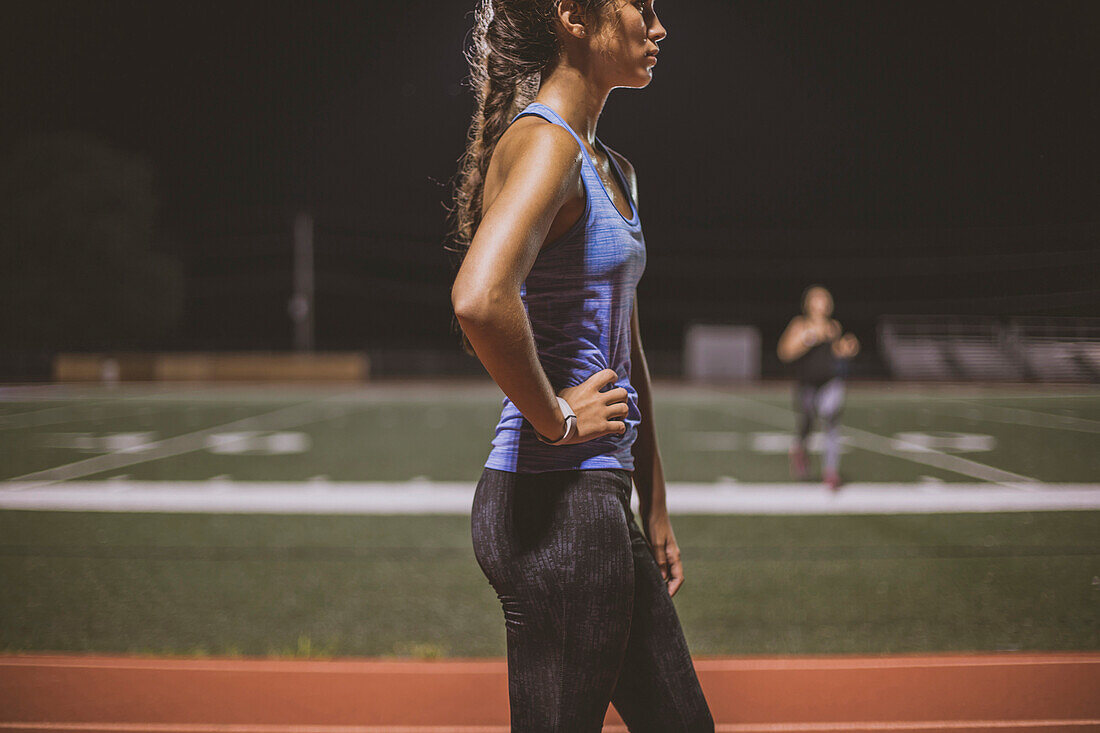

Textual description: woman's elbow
[451,282,509,327]
[451,286,484,326]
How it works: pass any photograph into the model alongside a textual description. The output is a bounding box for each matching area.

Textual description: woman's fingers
[651,539,670,583]
[583,368,619,390]
[665,544,684,597]
[604,386,629,404]
[597,368,619,386]
[602,419,627,435]
[556,369,631,443]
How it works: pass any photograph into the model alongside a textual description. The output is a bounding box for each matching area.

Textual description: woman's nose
[649,12,667,43]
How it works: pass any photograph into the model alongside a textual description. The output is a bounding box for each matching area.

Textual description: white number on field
[35,431,311,455]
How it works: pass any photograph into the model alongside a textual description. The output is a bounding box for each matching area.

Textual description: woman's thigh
[795,384,819,419]
[814,378,846,421]
[471,467,637,731]
[610,515,715,732]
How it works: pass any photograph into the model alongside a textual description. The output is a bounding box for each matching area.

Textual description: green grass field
[2,382,1098,483]
[1,381,1098,658]
[2,509,1096,657]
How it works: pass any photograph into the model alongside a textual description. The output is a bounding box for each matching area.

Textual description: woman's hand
[808,319,840,343]
[644,506,684,597]
[833,332,860,359]
[553,368,630,443]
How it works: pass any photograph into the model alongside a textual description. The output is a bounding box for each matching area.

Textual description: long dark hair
[446,0,610,352]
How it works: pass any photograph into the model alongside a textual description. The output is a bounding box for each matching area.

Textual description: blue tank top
[483,102,647,473]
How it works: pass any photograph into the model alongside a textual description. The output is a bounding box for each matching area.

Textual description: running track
[2,652,1098,732]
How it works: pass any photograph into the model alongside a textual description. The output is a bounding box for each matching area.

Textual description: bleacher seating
[879,316,1099,383]
[950,340,1026,380]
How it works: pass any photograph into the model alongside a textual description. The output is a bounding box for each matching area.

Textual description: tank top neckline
[514,101,640,227]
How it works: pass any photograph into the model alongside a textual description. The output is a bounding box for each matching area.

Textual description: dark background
[4,0,1099,376]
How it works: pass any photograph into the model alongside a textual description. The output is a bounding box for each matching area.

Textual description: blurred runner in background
[778,285,860,491]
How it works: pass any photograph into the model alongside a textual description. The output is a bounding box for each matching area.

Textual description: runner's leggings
[471,466,715,732]
[795,377,846,473]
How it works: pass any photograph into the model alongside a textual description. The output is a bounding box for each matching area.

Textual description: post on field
[289,211,315,352]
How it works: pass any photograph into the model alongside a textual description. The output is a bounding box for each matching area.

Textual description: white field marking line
[0,657,505,673]
[1,382,507,405]
[946,399,1100,435]
[0,384,234,403]
[0,400,176,432]
[702,724,1100,732]
[0,721,510,726]
[3,722,1100,732]
[3,393,363,488]
[839,392,1100,404]
[703,391,1039,487]
[0,385,222,430]
[0,384,299,430]
[812,386,1100,402]
[3,481,1100,514]
[0,402,107,427]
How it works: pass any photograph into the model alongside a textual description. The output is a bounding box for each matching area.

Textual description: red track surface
[2,652,1098,732]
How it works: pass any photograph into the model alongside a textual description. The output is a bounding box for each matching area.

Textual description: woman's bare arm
[777,316,809,363]
[629,293,686,592]
[452,122,628,442]
[608,147,685,596]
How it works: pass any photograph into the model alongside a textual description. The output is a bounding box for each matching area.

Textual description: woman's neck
[534,64,611,145]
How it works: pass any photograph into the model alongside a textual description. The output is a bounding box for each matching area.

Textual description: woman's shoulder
[495,115,584,177]
[784,314,807,331]
[482,115,585,218]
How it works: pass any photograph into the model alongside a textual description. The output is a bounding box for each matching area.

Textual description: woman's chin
[626,71,655,88]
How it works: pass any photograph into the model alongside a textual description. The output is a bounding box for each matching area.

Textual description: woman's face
[590,0,667,89]
[805,289,834,318]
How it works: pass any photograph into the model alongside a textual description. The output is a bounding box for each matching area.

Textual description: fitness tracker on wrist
[534,396,578,445]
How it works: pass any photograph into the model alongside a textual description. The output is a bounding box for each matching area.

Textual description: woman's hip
[471,467,634,587]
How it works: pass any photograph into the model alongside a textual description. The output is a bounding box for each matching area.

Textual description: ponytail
[446,0,608,352]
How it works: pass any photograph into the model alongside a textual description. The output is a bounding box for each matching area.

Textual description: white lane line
[3,394,361,488]
[701,724,1100,732]
[2,481,1098,514]
[703,391,1039,487]
[2,721,1099,732]
[0,725,402,732]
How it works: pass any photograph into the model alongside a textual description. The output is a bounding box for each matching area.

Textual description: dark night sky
[5,1,1100,360]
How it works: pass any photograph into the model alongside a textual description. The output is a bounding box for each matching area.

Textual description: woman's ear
[556,0,589,40]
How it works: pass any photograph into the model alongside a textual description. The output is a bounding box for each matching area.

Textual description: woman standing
[449,1,713,730]
[777,285,860,491]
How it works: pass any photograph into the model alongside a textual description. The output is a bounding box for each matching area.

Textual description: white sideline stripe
[707,392,1040,486]
[4,393,362,487]
[2,481,1099,514]
[2,721,1099,732]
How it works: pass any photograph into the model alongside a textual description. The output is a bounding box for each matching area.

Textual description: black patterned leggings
[471,466,715,732]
